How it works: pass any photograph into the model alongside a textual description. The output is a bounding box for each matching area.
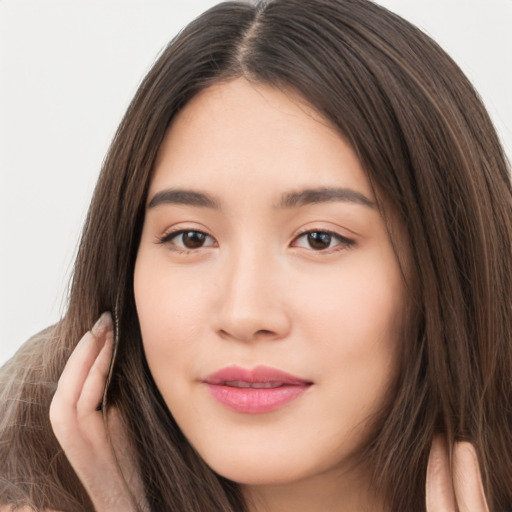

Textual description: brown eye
[159,230,216,251]
[307,232,332,250]
[181,231,207,248]
[293,230,355,252]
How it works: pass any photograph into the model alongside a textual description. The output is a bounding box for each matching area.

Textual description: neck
[241,466,387,512]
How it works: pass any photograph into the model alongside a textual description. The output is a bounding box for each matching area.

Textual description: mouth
[203,365,313,414]
[220,380,291,389]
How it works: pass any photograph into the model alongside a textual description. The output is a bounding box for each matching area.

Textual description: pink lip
[203,365,312,414]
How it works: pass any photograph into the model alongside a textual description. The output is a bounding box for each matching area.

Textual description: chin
[212,461,308,486]
[195,440,346,487]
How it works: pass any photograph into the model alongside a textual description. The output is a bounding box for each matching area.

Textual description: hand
[49,313,146,512]
[426,434,490,511]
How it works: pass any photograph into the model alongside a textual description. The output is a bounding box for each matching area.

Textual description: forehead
[149,78,374,203]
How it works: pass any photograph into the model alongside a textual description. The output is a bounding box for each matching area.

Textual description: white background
[1,1,511,366]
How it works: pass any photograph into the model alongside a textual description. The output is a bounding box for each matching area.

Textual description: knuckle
[49,397,74,433]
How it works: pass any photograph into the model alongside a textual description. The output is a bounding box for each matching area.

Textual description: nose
[213,246,291,343]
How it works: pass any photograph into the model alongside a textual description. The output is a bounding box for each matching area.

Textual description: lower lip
[205,384,309,414]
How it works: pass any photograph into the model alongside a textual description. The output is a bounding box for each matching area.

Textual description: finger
[77,324,114,414]
[426,434,457,512]
[50,313,112,426]
[452,442,490,512]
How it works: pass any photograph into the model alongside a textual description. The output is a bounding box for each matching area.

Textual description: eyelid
[155,226,355,254]
[291,228,356,253]
[156,228,217,252]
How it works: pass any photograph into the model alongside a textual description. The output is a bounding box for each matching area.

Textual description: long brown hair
[2,1,511,510]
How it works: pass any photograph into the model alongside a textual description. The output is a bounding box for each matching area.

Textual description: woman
[1,0,511,510]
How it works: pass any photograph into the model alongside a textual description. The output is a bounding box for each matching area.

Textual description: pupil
[183,231,205,248]
[308,232,331,250]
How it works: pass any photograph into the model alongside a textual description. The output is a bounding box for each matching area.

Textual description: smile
[203,365,313,414]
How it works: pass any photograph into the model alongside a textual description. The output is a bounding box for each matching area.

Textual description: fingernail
[91,311,113,337]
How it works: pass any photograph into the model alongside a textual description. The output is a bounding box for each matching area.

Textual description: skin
[135,79,403,510]
[46,80,490,512]
[46,318,489,512]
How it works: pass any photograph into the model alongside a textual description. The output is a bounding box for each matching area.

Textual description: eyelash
[156,228,355,254]
[293,228,355,253]
[156,229,217,254]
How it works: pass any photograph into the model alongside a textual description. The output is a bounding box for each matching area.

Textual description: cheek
[133,255,212,372]
[131,239,405,485]
[295,249,404,350]
[295,250,403,410]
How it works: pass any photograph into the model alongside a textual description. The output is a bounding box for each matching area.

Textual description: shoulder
[0,326,92,512]
[0,324,58,380]
[0,324,59,424]
[0,507,64,512]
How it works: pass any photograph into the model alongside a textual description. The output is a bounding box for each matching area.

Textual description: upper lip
[203,365,313,386]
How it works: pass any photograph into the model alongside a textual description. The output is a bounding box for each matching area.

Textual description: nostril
[217,328,279,342]
[256,329,275,337]
[214,299,292,342]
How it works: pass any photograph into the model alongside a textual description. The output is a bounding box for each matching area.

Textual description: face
[134,78,405,491]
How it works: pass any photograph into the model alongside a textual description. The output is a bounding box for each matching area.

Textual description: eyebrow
[147,187,374,210]
[277,187,374,209]
[148,189,221,209]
